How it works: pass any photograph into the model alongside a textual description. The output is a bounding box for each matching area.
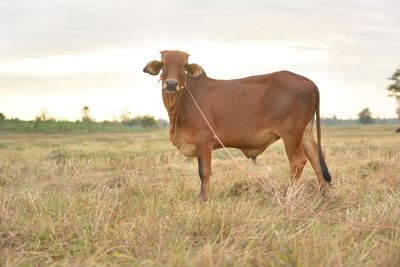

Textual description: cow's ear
[143,60,164,75]
[184,63,204,78]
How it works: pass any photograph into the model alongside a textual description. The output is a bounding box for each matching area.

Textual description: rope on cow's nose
[183,76,400,232]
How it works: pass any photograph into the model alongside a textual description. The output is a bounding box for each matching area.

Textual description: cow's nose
[165,80,178,91]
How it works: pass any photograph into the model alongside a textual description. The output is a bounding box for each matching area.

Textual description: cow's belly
[218,131,280,158]
[176,142,197,158]
[171,126,197,158]
[172,124,280,159]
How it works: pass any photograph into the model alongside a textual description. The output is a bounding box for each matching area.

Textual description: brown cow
[143,50,331,201]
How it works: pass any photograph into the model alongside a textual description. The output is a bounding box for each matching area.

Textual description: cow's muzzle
[165,80,179,92]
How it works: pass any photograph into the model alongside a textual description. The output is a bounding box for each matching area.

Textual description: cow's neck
[164,83,188,146]
[165,75,202,148]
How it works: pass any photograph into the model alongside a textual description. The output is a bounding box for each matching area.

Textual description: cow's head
[143,50,204,111]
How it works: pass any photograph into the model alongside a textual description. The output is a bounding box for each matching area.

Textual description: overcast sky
[0,0,399,120]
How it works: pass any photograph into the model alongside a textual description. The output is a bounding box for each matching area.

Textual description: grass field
[0,126,399,266]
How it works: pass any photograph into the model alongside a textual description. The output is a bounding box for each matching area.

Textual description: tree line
[321,111,398,126]
[1,105,396,131]
[0,106,169,133]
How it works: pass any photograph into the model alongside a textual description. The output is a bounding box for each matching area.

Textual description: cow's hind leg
[282,135,307,183]
[302,124,330,190]
[196,142,213,202]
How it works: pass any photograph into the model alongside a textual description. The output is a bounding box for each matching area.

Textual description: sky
[0,0,399,121]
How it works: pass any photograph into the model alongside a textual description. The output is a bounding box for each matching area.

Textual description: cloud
[0,50,142,76]
[0,0,399,119]
[1,0,398,60]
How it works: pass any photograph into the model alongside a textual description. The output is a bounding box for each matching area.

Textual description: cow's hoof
[319,183,332,198]
[199,193,208,202]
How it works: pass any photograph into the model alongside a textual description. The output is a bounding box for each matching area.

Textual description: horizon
[2,108,398,122]
[1,0,399,121]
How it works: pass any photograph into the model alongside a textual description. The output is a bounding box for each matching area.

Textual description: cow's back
[201,71,316,136]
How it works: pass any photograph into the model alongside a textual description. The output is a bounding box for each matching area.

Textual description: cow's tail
[315,87,332,183]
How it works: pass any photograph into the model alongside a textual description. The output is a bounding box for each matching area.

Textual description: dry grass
[0,126,399,266]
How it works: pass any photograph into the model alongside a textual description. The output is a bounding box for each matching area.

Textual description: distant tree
[120,109,132,122]
[157,119,169,128]
[0,112,5,121]
[321,114,345,126]
[358,108,374,125]
[81,106,92,122]
[139,115,158,128]
[387,67,400,119]
[122,115,158,128]
[35,109,49,121]
[387,67,400,97]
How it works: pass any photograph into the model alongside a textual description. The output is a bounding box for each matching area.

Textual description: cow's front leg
[196,143,212,202]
